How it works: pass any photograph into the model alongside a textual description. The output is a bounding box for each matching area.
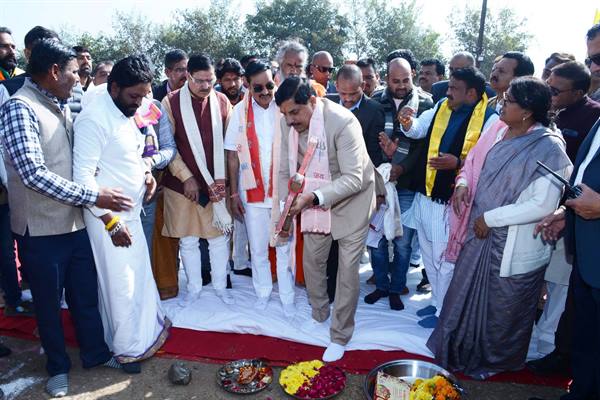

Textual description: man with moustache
[275,76,378,362]
[68,46,93,119]
[310,51,336,94]
[73,54,170,375]
[152,49,188,102]
[0,27,24,81]
[216,58,244,106]
[160,54,234,306]
[275,40,326,97]
[371,57,433,301]
[356,58,383,97]
[225,61,296,315]
[488,51,535,111]
[419,58,445,94]
[399,67,498,328]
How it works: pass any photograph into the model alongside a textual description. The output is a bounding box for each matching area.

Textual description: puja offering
[364,360,465,400]
[279,360,346,399]
[217,359,273,394]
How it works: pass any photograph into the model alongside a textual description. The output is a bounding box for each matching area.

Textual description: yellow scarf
[425,93,488,196]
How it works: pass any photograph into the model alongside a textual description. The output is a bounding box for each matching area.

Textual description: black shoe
[389,293,405,311]
[366,274,376,285]
[122,361,141,374]
[410,262,421,268]
[416,270,431,293]
[233,267,252,277]
[0,342,11,357]
[202,271,212,286]
[526,351,570,376]
[226,274,233,289]
[364,289,389,304]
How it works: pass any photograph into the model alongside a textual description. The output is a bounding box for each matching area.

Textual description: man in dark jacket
[152,49,188,102]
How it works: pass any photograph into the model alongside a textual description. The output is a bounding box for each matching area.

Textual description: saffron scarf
[425,93,488,197]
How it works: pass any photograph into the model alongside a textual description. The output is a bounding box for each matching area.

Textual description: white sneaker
[254,297,269,310]
[215,289,235,305]
[322,343,345,362]
[282,302,297,318]
[178,291,200,307]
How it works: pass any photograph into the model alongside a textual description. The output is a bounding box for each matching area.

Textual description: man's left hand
[565,183,600,220]
[474,214,490,239]
[429,152,460,170]
[144,173,157,202]
[289,192,316,217]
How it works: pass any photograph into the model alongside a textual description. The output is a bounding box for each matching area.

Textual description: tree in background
[450,6,532,77]
[246,0,350,64]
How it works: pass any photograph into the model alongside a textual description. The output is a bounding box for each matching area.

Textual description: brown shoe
[366,275,376,285]
[400,287,409,295]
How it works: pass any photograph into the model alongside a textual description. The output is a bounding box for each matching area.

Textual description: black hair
[0,27,12,35]
[240,54,259,69]
[336,64,362,82]
[450,67,487,98]
[274,76,315,106]
[420,58,445,76]
[544,52,575,66]
[24,26,59,50]
[502,51,535,77]
[356,57,377,71]
[72,45,90,54]
[107,54,153,89]
[509,76,552,126]
[187,53,213,74]
[587,24,600,41]
[92,60,114,76]
[386,49,417,71]
[164,49,188,70]
[551,61,592,92]
[244,60,270,82]
[215,57,243,80]
[27,39,76,76]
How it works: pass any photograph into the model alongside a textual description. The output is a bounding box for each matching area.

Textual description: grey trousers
[303,225,367,345]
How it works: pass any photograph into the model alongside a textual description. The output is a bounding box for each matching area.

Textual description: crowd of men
[0,22,599,400]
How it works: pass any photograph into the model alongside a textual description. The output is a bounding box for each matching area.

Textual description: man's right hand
[378,132,399,158]
[452,185,470,217]
[398,106,415,130]
[534,207,566,242]
[183,177,200,203]
[96,188,134,211]
[231,196,245,222]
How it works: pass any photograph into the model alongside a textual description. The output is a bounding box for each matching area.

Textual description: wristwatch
[312,192,320,206]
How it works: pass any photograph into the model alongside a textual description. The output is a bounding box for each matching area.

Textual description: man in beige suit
[275,77,378,362]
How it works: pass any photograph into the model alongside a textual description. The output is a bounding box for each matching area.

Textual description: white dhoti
[84,212,170,363]
[244,205,295,305]
[404,193,454,316]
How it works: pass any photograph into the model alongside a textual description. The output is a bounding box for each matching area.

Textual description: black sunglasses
[314,65,335,74]
[585,53,600,67]
[252,81,275,93]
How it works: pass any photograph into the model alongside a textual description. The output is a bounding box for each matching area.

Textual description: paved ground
[0,336,567,400]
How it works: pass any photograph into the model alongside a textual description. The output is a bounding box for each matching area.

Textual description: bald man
[369,57,434,309]
[310,51,336,94]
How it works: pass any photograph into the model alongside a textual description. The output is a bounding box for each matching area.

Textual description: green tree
[450,6,532,77]
[246,0,350,63]
[363,0,442,69]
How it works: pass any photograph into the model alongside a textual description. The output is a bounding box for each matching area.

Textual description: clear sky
[1,0,597,75]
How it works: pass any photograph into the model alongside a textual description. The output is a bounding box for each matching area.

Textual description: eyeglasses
[314,65,335,74]
[549,85,574,97]
[585,53,600,67]
[189,76,215,86]
[252,81,275,93]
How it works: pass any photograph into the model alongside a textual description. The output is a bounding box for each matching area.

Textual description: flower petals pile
[409,375,460,400]
[279,360,346,398]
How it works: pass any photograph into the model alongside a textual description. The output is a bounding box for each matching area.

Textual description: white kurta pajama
[224,98,295,305]
[73,91,170,363]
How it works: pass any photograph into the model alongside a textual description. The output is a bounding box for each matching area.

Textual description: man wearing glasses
[310,51,336,94]
[152,49,188,102]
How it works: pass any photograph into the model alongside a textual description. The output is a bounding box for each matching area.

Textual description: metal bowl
[362,359,466,400]
[217,358,273,395]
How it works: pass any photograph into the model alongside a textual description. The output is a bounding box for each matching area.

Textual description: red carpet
[0,309,570,389]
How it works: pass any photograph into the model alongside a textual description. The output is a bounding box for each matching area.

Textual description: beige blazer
[278,98,380,240]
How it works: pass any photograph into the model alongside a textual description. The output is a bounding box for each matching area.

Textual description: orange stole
[151,191,180,300]
[268,224,305,285]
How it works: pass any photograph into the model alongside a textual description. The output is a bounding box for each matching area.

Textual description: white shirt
[73,91,148,220]
[575,124,600,185]
[224,97,277,208]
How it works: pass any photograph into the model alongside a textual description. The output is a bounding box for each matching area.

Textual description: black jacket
[325,93,385,167]
[0,73,28,96]
[152,80,169,102]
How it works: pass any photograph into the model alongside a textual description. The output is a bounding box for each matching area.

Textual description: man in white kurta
[224,61,296,316]
[73,56,170,369]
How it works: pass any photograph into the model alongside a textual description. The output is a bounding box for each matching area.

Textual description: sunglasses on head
[253,81,275,93]
[585,53,600,66]
[314,65,335,74]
